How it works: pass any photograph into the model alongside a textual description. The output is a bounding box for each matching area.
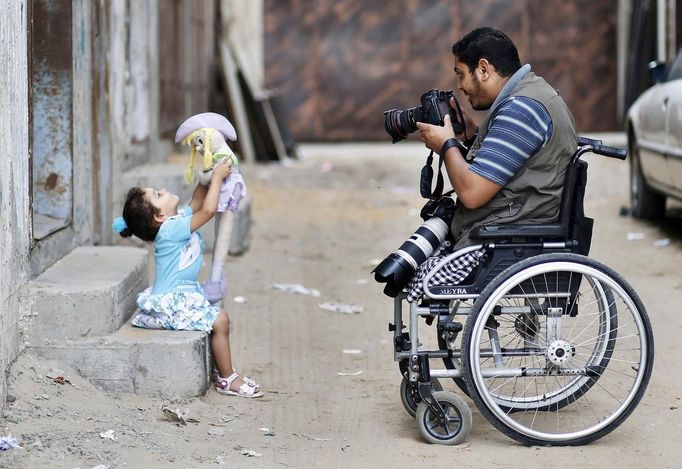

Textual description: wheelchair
[375,137,654,446]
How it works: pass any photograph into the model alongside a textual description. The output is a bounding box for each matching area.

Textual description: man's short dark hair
[452,27,521,77]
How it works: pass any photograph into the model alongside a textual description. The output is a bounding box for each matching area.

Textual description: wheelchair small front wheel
[416,391,472,445]
[400,377,442,417]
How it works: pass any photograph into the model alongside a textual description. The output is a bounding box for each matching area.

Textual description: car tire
[629,135,666,218]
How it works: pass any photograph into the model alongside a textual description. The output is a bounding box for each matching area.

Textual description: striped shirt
[469,96,553,186]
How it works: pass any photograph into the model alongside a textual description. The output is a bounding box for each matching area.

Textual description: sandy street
[2,139,681,468]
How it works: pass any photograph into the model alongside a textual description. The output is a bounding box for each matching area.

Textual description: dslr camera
[384,89,465,143]
[373,197,456,297]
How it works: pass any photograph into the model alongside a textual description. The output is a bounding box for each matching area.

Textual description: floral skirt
[132,281,220,332]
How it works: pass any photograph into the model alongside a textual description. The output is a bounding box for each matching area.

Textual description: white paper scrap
[337,370,364,376]
[272,283,320,297]
[319,302,363,315]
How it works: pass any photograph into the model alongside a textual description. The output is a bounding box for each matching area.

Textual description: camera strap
[420,150,445,199]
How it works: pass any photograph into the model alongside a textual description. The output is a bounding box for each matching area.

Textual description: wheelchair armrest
[470,223,566,239]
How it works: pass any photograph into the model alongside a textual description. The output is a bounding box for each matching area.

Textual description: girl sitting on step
[112,159,262,398]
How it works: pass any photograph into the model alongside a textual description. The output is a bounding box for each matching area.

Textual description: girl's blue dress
[132,207,219,332]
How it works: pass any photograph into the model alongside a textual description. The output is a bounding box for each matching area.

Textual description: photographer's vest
[452,72,576,247]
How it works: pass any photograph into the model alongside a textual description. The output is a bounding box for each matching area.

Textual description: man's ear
[154,212,166,224]
[477,58,494,81]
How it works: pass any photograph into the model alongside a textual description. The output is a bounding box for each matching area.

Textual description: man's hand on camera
[417,114,455,154]
[449,97,477,141]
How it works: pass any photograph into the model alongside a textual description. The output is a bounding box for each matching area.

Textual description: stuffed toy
[174,112,247,303]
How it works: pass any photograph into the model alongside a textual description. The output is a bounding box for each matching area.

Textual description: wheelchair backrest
[558,158,593,255]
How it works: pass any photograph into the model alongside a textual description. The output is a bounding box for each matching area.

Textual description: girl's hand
[211,158,232,181]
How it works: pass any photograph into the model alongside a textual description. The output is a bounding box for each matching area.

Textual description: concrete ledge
[29,320,210,398]
[20,246,149,345]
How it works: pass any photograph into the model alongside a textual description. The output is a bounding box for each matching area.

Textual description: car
[625,47,682,218]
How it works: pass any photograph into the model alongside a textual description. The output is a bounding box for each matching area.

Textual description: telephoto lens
[373,216,450,297]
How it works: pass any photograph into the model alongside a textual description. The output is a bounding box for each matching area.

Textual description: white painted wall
[0,0,30,409]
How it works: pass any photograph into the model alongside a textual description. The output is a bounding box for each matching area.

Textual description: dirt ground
[2,139,681,468]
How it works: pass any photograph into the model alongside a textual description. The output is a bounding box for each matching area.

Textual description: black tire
[415,391,472,445]
[629,134,666,218]
[462,253,654,446]
[400,377,442,417]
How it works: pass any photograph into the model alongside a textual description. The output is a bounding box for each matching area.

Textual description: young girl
[112,159,262,398]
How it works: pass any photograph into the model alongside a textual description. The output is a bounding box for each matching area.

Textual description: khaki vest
[452,72,576,247]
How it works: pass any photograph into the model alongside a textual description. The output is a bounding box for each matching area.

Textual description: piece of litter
[319,302,364,315]
[233,296,247,304]
[91,465,109,469]
[99,430,116,441]
[318,161,333,172]
[654,238,670,247]
[272,283,320,297]
[0,435,21,450]
[356,278,369,285]
[627,232,645,241]
[337,370,364,376]
[235,446,263,457]
[293,432,332,441]
[208,428,226,436]
[160,404,199,426]
[367,259,382,267]
[258,427,276,436]
[408,208,420,217]
[342,349,362,355]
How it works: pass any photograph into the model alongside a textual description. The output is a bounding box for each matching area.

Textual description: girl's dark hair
[120,187,161,242]
[452,27,521,77]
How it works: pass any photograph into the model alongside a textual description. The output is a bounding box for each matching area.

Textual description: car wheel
[629,135,666,218]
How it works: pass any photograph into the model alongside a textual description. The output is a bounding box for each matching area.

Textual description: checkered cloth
[406,247,487,303]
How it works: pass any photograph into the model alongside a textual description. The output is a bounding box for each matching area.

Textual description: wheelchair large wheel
[462,253,653,446]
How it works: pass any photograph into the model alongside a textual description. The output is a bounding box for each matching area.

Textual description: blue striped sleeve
[469,96,553,186]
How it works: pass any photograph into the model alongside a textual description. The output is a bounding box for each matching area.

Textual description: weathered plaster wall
[103,0,161,246]
[1,0,94,411]
[0,0,30,410]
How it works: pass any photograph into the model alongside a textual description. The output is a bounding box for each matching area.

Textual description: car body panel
[626,48,682,201]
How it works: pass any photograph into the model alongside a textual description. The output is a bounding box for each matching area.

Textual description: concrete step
[29,319,210,398]
[20,246,211,398]
[20,246,149,345]
[121,161,252,255]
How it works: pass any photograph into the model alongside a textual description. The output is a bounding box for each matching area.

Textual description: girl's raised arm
[190,159,232,231]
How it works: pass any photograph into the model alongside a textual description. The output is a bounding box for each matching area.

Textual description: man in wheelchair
[419,27,576,248]
[373,27,653,448]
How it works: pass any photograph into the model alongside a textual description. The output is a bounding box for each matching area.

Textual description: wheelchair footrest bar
[396,350,462,360]
[481,366,601,378]
[430,369,463,378]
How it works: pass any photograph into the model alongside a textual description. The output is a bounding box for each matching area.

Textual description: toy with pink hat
[175,112,247,303]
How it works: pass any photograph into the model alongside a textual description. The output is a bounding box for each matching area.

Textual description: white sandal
[214,369,260,391]
[215,372,264,398]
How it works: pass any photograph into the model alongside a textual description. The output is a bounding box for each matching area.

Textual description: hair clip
[112,217,128,233]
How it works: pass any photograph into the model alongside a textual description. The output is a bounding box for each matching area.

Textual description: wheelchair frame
[389,137,654,446]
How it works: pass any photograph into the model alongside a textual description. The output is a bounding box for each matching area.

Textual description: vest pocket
[483,200,522,223]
